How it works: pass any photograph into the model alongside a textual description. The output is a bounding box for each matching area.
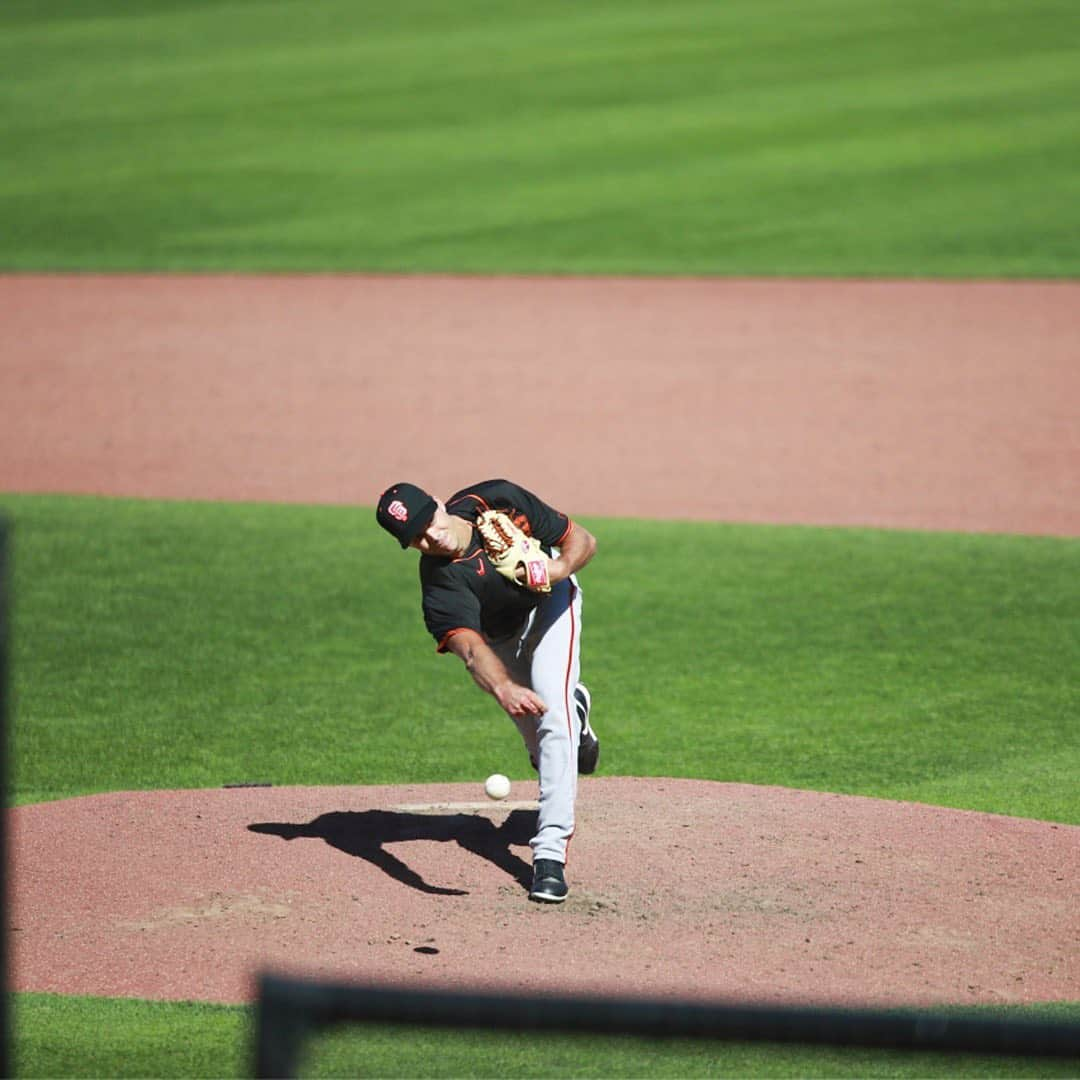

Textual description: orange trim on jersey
[447,492,492,514]
[436,626,476,654]
[451,543,485,563]
[446,491,561,541]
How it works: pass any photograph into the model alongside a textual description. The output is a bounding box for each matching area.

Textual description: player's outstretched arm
[548,521,597,584]
[445,629,547,718]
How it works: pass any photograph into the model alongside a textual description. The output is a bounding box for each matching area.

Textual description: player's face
[411,502,460,557]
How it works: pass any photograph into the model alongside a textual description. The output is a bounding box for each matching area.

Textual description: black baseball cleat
[529,859,569,903]
[574,684,600,775]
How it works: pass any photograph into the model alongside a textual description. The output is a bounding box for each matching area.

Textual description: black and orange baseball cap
[376,482,437,548]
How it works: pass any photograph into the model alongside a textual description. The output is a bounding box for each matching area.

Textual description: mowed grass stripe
[2,0,1078,274]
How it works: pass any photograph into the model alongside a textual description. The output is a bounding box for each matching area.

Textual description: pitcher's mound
[10,778,1078,1006]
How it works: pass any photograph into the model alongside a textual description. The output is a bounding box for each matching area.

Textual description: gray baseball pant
[490,575,583,864]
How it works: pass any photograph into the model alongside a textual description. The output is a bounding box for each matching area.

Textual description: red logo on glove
[526,560,549,589]
[388,499,409,522]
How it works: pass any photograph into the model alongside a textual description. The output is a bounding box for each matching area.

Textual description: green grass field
[2,0,1079,276]
[12,995,1080,1079]
[7,495,1079,821]
[4,495,1079,1075]
[4,0,1080,1073]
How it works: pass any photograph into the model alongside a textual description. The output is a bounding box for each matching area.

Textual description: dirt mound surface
[11,778,1078,1007]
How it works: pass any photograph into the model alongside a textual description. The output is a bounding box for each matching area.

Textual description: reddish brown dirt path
[3,273,1078,1009]
[1,274,1078,534]
[10,781,1080,1008]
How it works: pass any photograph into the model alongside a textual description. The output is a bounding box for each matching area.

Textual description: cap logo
[387,499,409,522]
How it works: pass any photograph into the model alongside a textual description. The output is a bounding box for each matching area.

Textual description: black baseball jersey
[420,479,572,652]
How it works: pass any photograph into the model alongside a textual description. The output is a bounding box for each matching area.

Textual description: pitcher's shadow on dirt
[248,809,537,896]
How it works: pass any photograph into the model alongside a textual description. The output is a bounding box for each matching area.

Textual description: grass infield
[6,494,1078,822]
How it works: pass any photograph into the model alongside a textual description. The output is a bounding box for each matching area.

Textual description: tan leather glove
[476,510,552,593]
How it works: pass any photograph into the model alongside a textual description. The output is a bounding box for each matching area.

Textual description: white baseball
[484,773,511,800]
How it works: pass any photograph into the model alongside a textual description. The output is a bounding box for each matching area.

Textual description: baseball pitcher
[376,479,599,902]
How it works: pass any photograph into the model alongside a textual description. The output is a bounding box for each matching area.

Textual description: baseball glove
[476,510,552,593]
